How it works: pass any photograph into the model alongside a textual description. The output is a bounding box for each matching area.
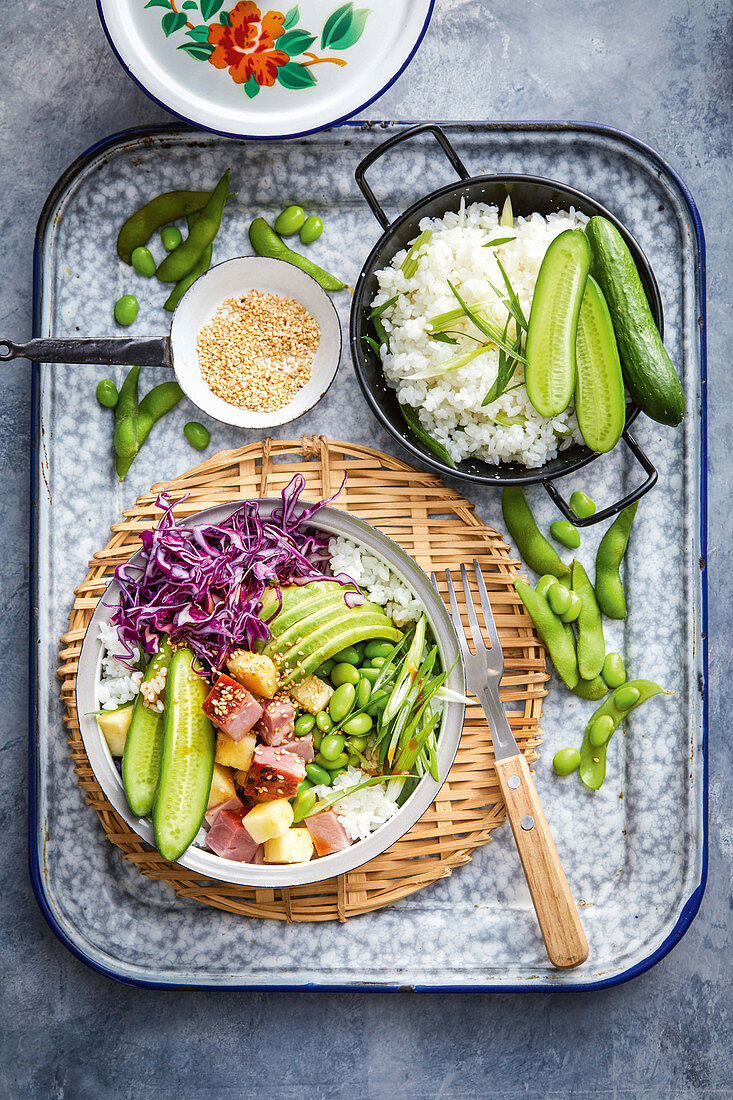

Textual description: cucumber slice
[525,230,590,417]
[122,639,172,816]
[575,276,626,453]
[153,648,215,862]
[586,217,684,426]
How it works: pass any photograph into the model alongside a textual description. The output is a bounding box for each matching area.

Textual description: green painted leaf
[276,29,316,55]
[200,0,224,19]
[283,5,300,29]
[244,75,260,98]
[177,41,215,59]
[186,23,211,41]
[321,3,370,50]
[219,10,230,23]
[276,61,317,89]
[162,10,187,35]
[181,1,198,9]
[145,0,171,9]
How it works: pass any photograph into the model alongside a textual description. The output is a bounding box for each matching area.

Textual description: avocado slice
[259,580,344,620]
[281,617,402,686]
[263,587,358,644]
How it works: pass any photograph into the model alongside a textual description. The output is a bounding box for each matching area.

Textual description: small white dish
[97,1,435,140]
[75,501,465,888]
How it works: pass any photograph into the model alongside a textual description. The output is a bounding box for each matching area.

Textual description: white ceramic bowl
[170,256,342,428]
[76,500,465,887]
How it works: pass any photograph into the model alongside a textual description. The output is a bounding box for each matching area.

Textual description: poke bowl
[75,478,465,888]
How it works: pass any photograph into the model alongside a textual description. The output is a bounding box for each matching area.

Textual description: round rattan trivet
[58,437,548,922]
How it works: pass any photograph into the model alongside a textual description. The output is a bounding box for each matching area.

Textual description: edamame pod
[122,639,172,816]
[156,171,229,283]
[514,580,579,690]
[574,275,626,453]
[525,230,590,416]
[573,675,609,700]
[595,502,638,619]
[502,486,570,578]
[115,380,184,480]
[580,678,670,789]
[249,217,347,291]
[113,365,142,463]
[152,648,215,861]
[118,189,228,264]
[571,560,605,680]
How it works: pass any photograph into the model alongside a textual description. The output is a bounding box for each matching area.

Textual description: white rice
[328,536,423,626]
[371,202,587,468]
[97,621,143,710]
[310,766,400,842]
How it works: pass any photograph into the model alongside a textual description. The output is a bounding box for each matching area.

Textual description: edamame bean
[294,713,315,736]
[580,679,670,789]
[502,486,570,578]
[183,421,210,451]
[315,658,334,678]
[299,215,323,244]
[312,728,323,752]
[571,560,605,680]
[274,205,305,236]
[536,574,558,598]
[315,711,333,733]
[114,294,139,326]
[595,502,638,619]
[294,779,313,798]
[331,663,360,687]
[359,667,381,684]
[548,583,572,617]
[291,789,317,823]
[160,225,183,251]
[550,520,581,550]
[322,752,349,772]
[319,734,346,761]
[346,735,369,752]
[560,591,582,623]
[131,246,156,277]
[365,640,393,660]
[589,714,614,747]
[614,684,640,710]
[96,379,118,408]
[342,713,373,736]
[356,677,372,708]
[332,645,360,665]
[347,754,361,767]
[570,490,597,518]
[514,580,579,690]
[553,747,581,775]
[329,682,356,723]
[305,763,331,787]
[368,656,386,668]
[602,652,626,689]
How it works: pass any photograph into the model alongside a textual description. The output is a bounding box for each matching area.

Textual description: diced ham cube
[280,734,314,763]
[205,795,245,827]
[203,674,263,742]
[241,744,306,803]
[257,699,295,746]
[305,810,352,856]
[205,809,260,862]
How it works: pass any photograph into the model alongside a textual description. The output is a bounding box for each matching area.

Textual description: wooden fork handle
[495,754,589,969]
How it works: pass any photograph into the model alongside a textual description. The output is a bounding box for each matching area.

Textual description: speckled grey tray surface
[32,123,705,989]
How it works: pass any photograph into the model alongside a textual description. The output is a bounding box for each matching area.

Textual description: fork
[434,560,589,969]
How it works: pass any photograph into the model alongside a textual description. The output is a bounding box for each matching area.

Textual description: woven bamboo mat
[58,437,548,922]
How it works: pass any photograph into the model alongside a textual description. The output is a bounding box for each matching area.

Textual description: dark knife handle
[0,336,171,367]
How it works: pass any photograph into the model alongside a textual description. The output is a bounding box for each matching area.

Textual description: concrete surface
[0,0,730,1096]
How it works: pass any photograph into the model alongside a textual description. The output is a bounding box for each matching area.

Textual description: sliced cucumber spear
[525,230,590,417]
[122,638,172,817]
[574,275,626,453]
[153,648,215,862]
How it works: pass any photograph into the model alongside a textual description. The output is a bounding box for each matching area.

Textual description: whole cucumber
[585,217,685,426]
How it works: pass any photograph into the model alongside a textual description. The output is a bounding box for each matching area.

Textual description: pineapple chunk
[207,763,236,811]
[97,704,134,757]
[265,828,314,864]
[227,649,279,699]
[215,731,256,772]
[243,799,294,844]
[290,675,333,715]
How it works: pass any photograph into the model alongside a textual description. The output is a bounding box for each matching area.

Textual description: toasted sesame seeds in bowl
[170,257,342,428]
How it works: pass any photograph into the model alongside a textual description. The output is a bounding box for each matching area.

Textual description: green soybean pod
[113,364,142,462]
[573,676,609,700]
[571,560,605,680]
[315,711,333,733]
[602,652,626,689]
[570,491,597,518]
[274,205,305,236]
[294,713,316,736]
[355,677,372,708]
[299,215,324,244]
[115,380,184,481]
[342,713,373,736]
[502,486,570,578]
[536,574,559,598]
[553,747,581,775]
[160,225,183,251]
[331,663,360,687]
[163,241,213,312]
[114,294,139,326]
[305,763,332,787]
[514,580,579,690]
[156,170,229,283]
[550,520,581,550]
[184,421,210,451]
[249,218,347,292]
[580,679,670,789]
[595,502,638,619]
[131,246,157,277]
[329,682,356,723]
[96,379,119,408]
[117,189,226,263]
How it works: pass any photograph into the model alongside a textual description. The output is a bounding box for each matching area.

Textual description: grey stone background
[0,1,730,1096]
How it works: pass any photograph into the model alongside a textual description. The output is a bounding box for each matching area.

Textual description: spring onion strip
[447,281,526,362]
[401,230,432,279]
[305,775,402,818]
[382,615,426,725]
[482,235,516,248]
[428,296,500,333]
[501,195,513,227]
[370,295,398,317]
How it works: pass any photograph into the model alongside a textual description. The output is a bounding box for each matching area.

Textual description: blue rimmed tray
[30,121,707,990]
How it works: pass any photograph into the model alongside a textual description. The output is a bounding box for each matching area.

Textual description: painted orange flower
[208,2,288,86]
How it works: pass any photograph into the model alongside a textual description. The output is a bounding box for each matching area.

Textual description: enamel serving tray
[30,122,707,990]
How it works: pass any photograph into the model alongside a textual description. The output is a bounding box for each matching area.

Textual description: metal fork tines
[432,559,521,763]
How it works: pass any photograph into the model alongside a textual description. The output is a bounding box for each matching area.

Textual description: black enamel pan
[349,124,659,527]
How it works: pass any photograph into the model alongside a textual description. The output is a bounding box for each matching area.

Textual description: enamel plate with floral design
[97,0,435,138]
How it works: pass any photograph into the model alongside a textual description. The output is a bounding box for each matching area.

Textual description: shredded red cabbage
[111,474,360,673]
